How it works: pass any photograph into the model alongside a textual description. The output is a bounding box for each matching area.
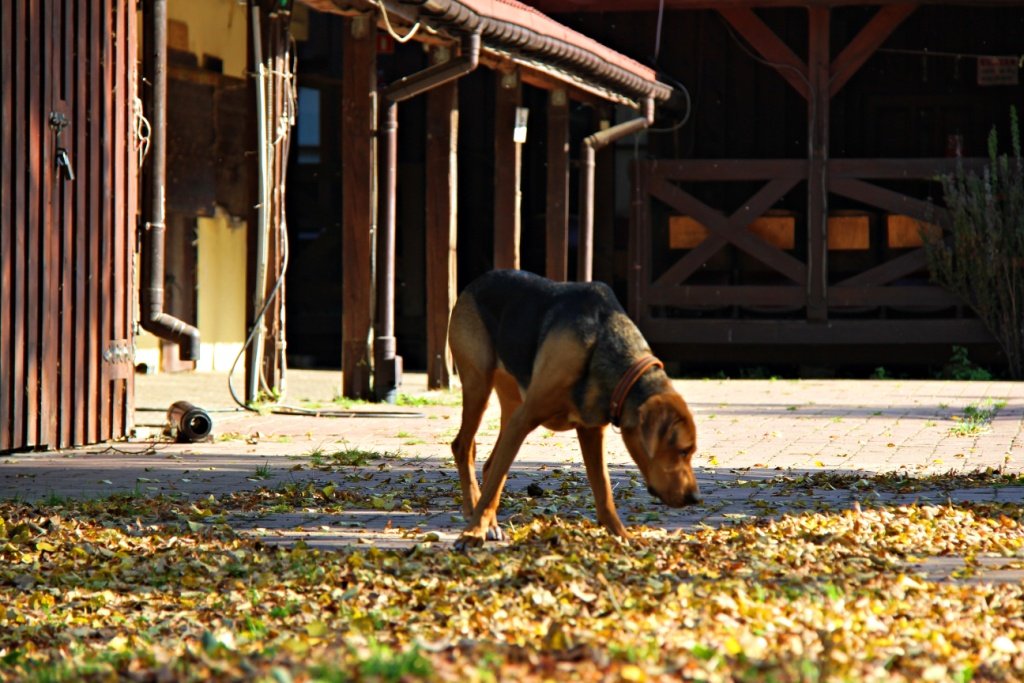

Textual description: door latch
[56,147,75,182]
[50,112,74,182]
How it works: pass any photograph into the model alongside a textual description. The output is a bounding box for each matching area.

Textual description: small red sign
[977,57,1019,86]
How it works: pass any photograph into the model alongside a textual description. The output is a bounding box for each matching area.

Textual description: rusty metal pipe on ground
[577,97,655,283]
[166,400,213,442]
[141,0,200,360]
[374,30,481,403]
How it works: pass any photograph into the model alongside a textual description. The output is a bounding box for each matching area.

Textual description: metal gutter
[578,96,655,282]
[374,30,482,403]
[140,0,200,361]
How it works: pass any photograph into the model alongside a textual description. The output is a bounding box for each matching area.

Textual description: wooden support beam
[830,4,916,97]
[425,47,459,390]
[806,6,830,322]
[340,15,375,399]
[493,69,522,270]
[641,319,992,347]
[717,7,809,100]
[545,89,570,281]
[650,176,807,284]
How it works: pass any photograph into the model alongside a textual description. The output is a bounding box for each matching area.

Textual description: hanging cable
[227,15,421,419]
[133,96,152,168]
[647,75,692,134]
[653,0,666,64]
[373,0,421,44]
[720,15,811,91]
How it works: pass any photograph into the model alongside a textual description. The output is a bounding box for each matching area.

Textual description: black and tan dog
[448,269,700,548]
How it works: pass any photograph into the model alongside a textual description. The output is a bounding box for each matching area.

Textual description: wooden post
[340,14,375,399]
[806,6,830,323]
[545,89,569,281]
[493,69,521,270]
[594,106,616,284]
[425,46,459,390]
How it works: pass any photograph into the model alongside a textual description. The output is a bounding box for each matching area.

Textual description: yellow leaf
[306,621,328,638]
[108,635,131,651]
[281,637,310,655]
[620,664,646,682]
[35,541,57,552]
[724,637,743,656]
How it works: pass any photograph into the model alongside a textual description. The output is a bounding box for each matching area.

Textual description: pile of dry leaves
[1,484,1022,681]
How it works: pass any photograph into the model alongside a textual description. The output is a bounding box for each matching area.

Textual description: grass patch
[949,399,1007,436]
[250,461,272,481]
[396,392,462,407]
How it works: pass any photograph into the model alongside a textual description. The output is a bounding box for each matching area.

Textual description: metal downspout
[374,31,481,403]
[577,97,655,282]
[140,0,200,361]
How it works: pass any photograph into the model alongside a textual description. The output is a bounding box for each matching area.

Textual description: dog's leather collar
[609,355,664,427]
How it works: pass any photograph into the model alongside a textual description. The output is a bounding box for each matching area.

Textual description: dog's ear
[638,394,696,459]
[636,395,671,459]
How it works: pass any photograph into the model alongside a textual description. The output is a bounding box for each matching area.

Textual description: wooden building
[531,0,1024,371]
[0,0,675,450]
[1,0,138,451]
[296,0,674,398]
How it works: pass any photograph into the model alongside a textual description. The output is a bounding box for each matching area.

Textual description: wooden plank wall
[0,0,136,452]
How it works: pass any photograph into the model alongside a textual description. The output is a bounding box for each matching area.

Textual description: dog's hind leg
[451,370,491,519]
[477,370,524,541]
[448,295,494,520]
[457,405,537,549]
[457,331,587,550]
[577,425,629,539]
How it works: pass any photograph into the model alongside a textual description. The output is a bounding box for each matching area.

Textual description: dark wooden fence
[1,0,137,452]
[629,157,993,349]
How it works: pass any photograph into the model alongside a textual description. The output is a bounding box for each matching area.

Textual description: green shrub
[924,107,1024,378]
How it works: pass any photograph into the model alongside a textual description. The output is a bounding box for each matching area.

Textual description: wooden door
[1,0,137,452]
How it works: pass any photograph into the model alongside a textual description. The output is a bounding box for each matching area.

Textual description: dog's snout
[649,483,702,507]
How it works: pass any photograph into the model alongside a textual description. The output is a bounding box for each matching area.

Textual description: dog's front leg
[577,425,630,539]
[455,408,534,550]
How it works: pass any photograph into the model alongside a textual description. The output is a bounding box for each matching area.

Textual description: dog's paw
[486,525,506,542]
[454,530,486,551]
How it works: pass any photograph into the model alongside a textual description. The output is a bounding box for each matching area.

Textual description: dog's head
[621,392,700,507]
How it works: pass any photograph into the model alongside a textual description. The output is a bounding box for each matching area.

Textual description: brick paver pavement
[2,371,1022,579]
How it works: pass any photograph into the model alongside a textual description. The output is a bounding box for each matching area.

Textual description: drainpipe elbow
[642,95,655,125]
[141,304,201,361]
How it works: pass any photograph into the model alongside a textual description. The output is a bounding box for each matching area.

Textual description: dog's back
[457,269,624,389]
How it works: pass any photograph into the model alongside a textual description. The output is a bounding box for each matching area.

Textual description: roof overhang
[299,0,673,108]
[530,0,1024,10]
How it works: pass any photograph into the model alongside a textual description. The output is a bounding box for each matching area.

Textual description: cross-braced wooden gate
[1,0,138,452]
[629,157,992,349]
[627,2,998,356]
